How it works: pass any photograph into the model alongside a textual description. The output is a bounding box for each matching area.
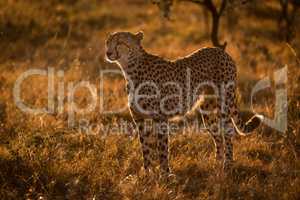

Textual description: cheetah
[105,31,263,173]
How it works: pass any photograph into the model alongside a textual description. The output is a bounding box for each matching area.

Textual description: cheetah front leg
[155,119,170,174]
[135,118,158,172]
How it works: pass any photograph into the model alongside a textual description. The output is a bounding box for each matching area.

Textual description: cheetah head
[105,31,143,63]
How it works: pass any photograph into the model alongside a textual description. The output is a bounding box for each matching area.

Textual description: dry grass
[0,0,300,199]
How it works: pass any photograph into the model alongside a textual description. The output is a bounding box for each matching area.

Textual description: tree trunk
[211,11,226,49]
[204,0,227,50]
[278,0,299,42]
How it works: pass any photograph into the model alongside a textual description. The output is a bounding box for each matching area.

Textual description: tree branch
[218,0,227,17]
[154,0,228,49]
[179,0,205,5]
[203,0,218,15]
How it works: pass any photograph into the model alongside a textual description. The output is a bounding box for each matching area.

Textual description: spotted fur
[105,31,263,173]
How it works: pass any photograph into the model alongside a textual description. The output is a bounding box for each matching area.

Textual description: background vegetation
[0,0,300,199]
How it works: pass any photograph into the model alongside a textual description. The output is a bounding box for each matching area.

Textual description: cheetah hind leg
[210,133,225,162]
[223,123,235,172]
[210,128,234,175]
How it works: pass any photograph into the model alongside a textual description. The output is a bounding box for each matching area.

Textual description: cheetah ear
[135,31,144,41]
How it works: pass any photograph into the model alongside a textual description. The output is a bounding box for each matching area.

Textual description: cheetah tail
[231,114,264,136]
